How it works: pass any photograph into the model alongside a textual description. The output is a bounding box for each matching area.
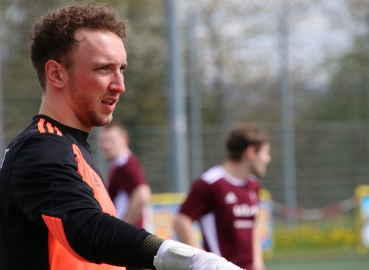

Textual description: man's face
[64,28,127,130]
[249,142,271,178]
[99,127,128,160]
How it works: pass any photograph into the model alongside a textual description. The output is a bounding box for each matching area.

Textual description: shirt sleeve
[178,179,212,221]
[108,155,147,197]
[11,134,150,267]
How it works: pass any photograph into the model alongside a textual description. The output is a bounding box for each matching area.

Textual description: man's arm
[173,213,203,249]
[252,215,265,270]
[12,134,243,269]
[123,184,151,224]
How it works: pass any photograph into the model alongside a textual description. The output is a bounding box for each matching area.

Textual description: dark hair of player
[225,122,269,161]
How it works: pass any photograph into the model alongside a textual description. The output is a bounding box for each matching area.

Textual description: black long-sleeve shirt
[0,115,155,270]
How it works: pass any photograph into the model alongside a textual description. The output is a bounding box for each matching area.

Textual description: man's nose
[109,72,125,93]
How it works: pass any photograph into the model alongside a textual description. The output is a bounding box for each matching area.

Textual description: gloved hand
[153,240,244,270]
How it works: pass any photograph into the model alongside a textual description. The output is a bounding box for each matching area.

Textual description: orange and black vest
[0,115,150,269]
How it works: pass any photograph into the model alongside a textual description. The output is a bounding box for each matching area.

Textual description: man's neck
[39,94,92,133]
[222,160,250,180]
[114,148,131,160]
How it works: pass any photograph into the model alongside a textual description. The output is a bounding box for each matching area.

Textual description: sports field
[265,248,369,270]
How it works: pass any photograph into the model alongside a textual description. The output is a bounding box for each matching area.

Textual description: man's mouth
[101,100,115,105]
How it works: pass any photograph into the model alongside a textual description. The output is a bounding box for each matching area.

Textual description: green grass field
[265,248,369,270]
[263,214,369,269]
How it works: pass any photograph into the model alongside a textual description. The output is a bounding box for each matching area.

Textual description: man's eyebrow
[93,61,127,66]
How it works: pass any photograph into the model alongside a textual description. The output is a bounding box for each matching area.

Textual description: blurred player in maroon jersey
[174,122,271,270]
[99,121,151,228]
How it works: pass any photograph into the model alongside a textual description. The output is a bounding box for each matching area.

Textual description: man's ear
[45,60,65,88]
[244,144,256,161]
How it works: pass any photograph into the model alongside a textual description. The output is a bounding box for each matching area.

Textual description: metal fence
[1,0,369,218]
[104,121,367,207]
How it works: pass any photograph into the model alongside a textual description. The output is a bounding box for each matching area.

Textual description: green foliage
[274,217,361,251]
[109,0,167,128]
[303,36,368,122]
[1,0,72,141]
[287,35,369,207]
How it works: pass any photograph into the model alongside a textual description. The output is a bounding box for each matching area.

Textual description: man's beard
[68,77,114,128]
[78,107,113,128]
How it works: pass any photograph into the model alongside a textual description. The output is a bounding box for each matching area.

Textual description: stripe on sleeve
[37,118,46,133]
[37,118,63,136]
[54,126,62,136]
[46,122,54,133]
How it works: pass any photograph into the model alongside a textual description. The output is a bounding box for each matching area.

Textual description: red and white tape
[272,197,356,220]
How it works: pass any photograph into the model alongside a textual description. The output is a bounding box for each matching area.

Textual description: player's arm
[12,136,243,269]
[252,212,265,270]
[173,213,203,249]
[124,184,151,224]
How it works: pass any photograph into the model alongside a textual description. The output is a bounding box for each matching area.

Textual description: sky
[181,0,360,92]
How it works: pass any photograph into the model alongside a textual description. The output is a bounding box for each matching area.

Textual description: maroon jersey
[107,152,147,228]
[179,165,260,269]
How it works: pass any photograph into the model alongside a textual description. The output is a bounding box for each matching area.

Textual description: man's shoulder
[11,117,73,148]
[199,165,225,185]
[1,118,77,174]
[114,151,140,168]
[114,153,144,172]
[6,117,77,163]
[246,175,261,190]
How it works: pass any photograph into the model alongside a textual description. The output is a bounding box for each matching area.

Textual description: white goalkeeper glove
[153,240,244,270]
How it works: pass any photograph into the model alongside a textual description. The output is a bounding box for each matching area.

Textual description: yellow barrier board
[355,185,369,253]
[258,189,274,258]
[143,192,199,241]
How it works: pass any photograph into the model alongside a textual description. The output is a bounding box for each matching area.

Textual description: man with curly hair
[0,2,243,270]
